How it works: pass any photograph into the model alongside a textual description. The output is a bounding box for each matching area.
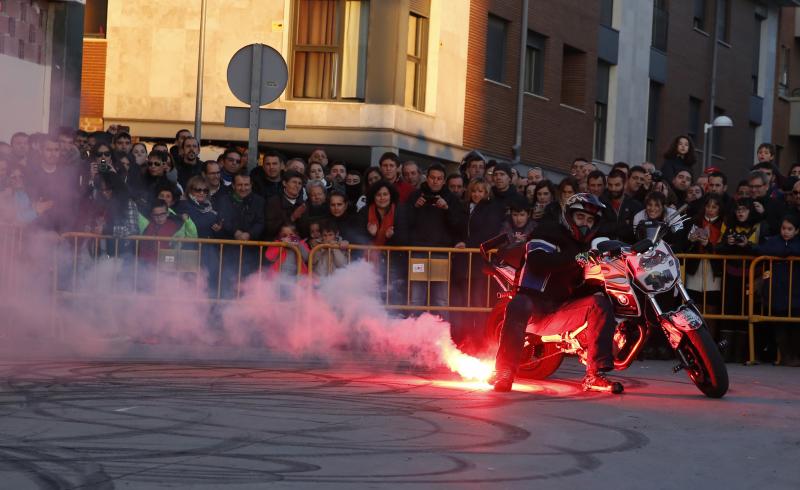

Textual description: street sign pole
[223,43,288,172]
[247,44,263,171]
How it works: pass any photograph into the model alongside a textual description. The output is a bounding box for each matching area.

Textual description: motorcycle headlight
[629,246,680,293]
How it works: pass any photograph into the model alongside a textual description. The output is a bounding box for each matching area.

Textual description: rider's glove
[575,250,600,268]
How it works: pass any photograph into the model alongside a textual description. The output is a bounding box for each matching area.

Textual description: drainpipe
[193,0,208,142]
[705,0,720,170]
[512,0,530,165]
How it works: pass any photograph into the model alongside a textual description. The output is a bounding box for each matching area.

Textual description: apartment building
[79,0,800,182]
[0,0,83,142]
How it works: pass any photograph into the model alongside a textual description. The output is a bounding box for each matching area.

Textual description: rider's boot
[489,368,515,392]
[582,371,624,394]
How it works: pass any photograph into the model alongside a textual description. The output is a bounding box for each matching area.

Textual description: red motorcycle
[480,210,728,398]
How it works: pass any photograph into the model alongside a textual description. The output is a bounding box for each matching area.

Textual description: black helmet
[562,193,605,243]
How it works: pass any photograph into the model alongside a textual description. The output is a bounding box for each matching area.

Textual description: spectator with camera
[407,163,463,309]
[716,198,763,341]
[684,193,726,338]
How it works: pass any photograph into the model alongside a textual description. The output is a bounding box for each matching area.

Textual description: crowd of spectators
[0,128,798,364]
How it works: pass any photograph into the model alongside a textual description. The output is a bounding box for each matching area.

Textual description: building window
[778,45,790,98]
[405,12,428,110]
[717,0,730,42]
[485,14,508,82]
[693,0,707,31]
[594,62,611,161]
[599,0,614,27]
[652,0,668,52]
[561,45,586,108]
[84,0,108,38]
[645,82,661,163]
[524,31,546,95]
[291,0,370,100]
[688,97,702,144]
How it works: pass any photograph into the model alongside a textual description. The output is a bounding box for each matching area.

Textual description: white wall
[607,0,654,165]
[0,54,49,143]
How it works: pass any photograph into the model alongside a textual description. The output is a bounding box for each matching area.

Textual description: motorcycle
[480,206,729,398]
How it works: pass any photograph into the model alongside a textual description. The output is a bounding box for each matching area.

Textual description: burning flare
[439,335,494,383]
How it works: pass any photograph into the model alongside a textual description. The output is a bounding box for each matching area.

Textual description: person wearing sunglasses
[174,176,220,240]
[137,198,197,265]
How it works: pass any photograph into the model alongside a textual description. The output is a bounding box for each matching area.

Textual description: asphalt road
[0,357,797,489]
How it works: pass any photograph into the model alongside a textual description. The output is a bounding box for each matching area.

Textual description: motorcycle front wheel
[678,326,729,398]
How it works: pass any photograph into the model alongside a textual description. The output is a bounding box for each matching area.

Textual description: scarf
[189,194,215,214]
[368,203,395,245]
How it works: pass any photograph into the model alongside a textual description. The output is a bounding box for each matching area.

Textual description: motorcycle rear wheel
[516,334,564,380]
[679,326,729,398]
[486,299,564,380]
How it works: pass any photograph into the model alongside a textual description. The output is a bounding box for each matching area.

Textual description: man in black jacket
[490,162,520,213]
[406,163,463,308]
[599,169,643,243]
[264,170,306,240]
[250,149,284,199]
[492,193,623,394]
[215,173,266,291]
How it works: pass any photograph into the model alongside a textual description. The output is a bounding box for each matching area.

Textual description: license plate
[668,307,703,330]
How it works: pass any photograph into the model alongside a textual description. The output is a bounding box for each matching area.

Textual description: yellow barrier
[307,244,494,313]
[675,253,755,321]
[56,233,303,300]
[0,227,791,360]
[0,224,25,293]
[747,255,800,365]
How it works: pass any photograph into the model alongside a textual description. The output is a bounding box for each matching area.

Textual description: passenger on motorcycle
[491,193,624,394]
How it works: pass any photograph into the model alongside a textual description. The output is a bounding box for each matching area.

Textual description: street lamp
[702,115,733,171]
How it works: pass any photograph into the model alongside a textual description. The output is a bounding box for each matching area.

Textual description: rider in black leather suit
[491,193,624,394]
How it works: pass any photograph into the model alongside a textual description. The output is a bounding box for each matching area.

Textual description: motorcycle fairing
[519,239,559,292]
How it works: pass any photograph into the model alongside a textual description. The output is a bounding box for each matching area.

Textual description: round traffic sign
[226,44,288,106]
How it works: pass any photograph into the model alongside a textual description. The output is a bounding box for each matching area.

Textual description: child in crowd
[756,215,800,366]
[312,220,348,277]
[306,220,323,249]
[264,222,310,276]
[138,199,197,264]
[685,194,724,338]
[716,198,763,360]
[499,200,536,245]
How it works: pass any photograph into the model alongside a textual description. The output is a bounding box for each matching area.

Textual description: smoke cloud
[0,229,465,374]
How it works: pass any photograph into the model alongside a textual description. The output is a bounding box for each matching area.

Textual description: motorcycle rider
[491,193,624,394]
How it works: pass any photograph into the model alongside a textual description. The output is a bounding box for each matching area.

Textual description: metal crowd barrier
[56,233,303,301]
[0,227,794,362]
[307,244,494,313]
[675,253,754,321]
[0,224,25,293]
[747,256,800,365]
